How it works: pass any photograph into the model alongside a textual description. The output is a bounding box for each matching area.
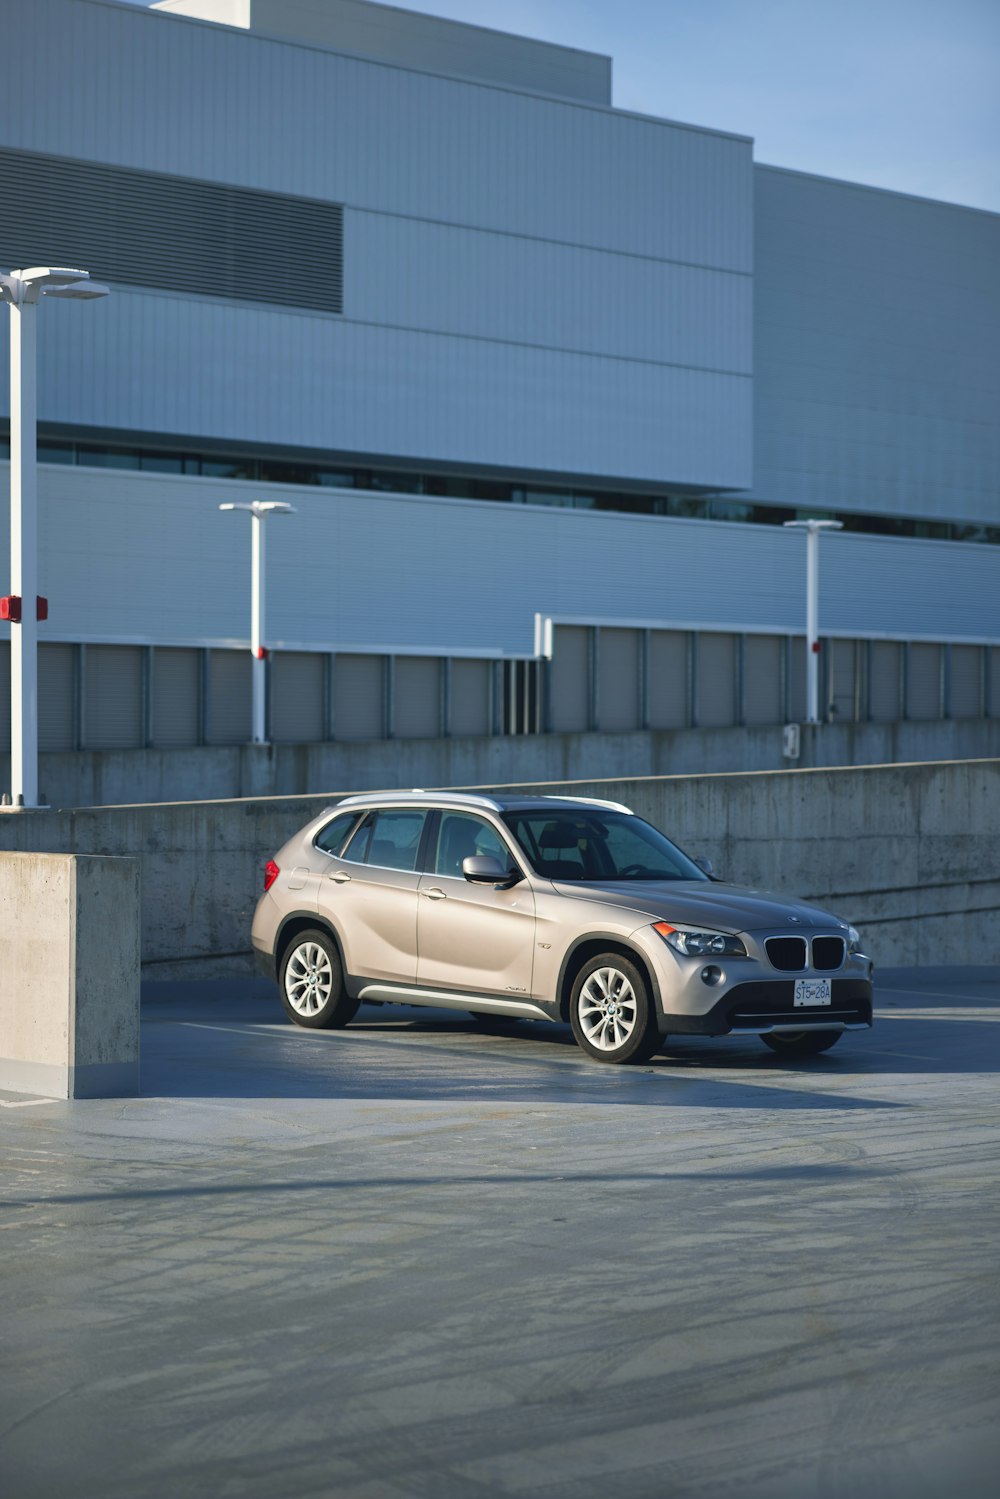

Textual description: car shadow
[138,993,914,1108]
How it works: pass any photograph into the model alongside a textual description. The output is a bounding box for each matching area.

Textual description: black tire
[569,953,659,1065]
[761,1028,843,1056]
[278,928,359,1030]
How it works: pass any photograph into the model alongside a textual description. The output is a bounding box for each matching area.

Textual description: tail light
[263,859,280,893]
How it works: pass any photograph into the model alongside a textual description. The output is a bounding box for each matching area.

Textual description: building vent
[0,147,343,315]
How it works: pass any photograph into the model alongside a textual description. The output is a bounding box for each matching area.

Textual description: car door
[416,811,535,998]
[316,807,426,983]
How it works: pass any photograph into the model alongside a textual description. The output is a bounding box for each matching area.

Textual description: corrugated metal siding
[245,0,614,104]
[152,647,201,746]
[4,1,751,268]
[2,289,750,492]
[0,0,752,493]
[270,652,325,742]
[751,166,1000,525]
[6,467,999,655]
[347,210,751,374]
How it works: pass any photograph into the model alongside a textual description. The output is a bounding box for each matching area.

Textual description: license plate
[794,978,831,1006]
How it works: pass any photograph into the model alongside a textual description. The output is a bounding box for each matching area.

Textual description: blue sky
[131,0,1000,211]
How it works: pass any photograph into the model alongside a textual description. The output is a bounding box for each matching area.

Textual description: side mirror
[462,854,520,888]
[694,856,715,877]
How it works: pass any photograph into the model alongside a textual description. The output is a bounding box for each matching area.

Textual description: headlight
[846,925,862,954]
[653,921,747,957]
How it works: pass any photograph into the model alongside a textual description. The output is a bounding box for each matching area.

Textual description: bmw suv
[252,791,874,1064]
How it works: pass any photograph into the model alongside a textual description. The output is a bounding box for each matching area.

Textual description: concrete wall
[3,714,1000,811]
[0,852,140,1097]
[0,761,996,980]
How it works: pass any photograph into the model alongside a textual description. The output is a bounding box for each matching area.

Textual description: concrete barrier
[0,760,996,978]
[0,853,140,1097]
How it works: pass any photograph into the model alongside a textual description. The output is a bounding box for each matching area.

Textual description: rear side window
[314,812,361,857]
[342,809,426,871]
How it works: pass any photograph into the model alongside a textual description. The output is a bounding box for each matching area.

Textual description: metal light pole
[1,268,109,809]
[219,500,296,744]
[783,518,843,724]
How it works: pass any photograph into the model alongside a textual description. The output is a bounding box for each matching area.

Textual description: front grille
[812,936,846,970]
[765,937,807,971]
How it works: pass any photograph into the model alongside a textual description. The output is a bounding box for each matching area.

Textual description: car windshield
[501,808,708,883]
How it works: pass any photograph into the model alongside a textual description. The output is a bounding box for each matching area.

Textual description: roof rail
[545,794,634,815]
[334,789,503,812]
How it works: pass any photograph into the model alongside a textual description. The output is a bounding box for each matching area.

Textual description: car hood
[549,879,844,933]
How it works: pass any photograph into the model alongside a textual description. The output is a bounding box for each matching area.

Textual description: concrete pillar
[0,852,140,1098]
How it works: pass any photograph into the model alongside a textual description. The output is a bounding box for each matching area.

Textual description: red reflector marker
[264,859,280,892]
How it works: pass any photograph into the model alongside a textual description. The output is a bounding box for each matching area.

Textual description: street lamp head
[219,501,297,517]
[2,267,110,305]
[783,519,844,533]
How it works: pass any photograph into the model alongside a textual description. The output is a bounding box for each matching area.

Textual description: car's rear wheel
[279,929,359,1030]
[569,954,659,1064]
[760,1028,843,1056]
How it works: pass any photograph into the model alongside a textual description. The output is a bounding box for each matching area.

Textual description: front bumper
[659,977,873,1036]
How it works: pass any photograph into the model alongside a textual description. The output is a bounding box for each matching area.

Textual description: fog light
[701,965,723,986]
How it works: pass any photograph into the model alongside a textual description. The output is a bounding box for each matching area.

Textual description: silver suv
[252,791,873,1065]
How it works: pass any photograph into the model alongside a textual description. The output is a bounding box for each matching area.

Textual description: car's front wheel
[279,929,359,1030]
[569,954,659,1064]
[760,1028,843,1056]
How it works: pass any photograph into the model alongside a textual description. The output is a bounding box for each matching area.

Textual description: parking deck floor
[2,968,999,1498]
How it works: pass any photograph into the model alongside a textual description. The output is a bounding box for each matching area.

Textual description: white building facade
[1,0,998,768]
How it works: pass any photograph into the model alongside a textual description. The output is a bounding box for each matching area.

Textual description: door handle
[422,888,447,900]
[328,871,352,884]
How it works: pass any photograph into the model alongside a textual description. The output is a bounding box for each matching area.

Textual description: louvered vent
[0,147,343,314]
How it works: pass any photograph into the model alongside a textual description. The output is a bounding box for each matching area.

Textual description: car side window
[314,812,360,857]
[433,812,509,877]
[362,809,426,872]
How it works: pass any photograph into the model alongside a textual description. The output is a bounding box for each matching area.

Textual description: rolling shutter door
[596,629,640,732]
[906,644,942,720]
[827,639,858,724]
[270,653,325,743]
[83,646,144,749]
[743,635,782,726]
[152,648,200,747]
[0,643,9,752]
[647,631,688,729]
[869,643,901,721]
[207,651,252,745]
[549,627,590,732]
[449,660,491,736]
[695,633,737,728]
[38,644,77,752]
[333,655,385,741]
[949,646,982,718]
[394,658,441,739]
